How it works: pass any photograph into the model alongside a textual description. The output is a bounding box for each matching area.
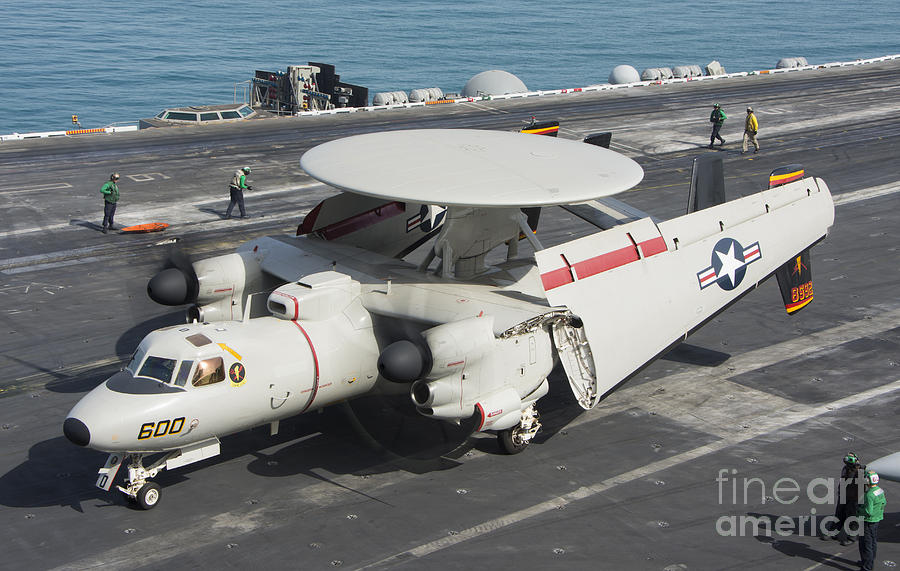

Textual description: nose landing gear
[118,453,175,510]
[95,439,221,510]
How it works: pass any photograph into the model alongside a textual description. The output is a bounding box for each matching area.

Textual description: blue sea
[1,0,898,134]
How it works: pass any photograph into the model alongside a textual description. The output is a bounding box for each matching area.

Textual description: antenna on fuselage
[243,294,253,322]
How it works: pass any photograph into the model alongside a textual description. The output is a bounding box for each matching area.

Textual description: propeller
[146,240,199,306]
[344,317,475,462]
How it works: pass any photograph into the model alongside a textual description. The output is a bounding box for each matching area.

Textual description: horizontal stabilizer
[775,248,814,314]
[297,192,443,258]
[561,197,657,230]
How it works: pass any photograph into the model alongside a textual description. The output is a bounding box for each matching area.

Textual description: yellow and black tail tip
[521,120,559,137]
[768,164,805,188]
[775,249,814,314]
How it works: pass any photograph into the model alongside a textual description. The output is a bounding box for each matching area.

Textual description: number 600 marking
[137,417,185,440]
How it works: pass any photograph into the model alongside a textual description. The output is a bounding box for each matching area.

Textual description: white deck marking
[832,181,900,205]
[364,379,900,568]
[0,182,71,195]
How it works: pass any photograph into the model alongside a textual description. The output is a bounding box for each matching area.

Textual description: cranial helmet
[866,470,880,485]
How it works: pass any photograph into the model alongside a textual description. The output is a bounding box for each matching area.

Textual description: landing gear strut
[497,404,541,455]
[118,453,177,510]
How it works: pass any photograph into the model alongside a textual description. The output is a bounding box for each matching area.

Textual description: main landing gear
[497,404,541,455]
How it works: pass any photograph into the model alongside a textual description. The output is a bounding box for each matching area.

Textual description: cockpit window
[192,357,225,387]
[174,360,194,387]
[137,356,178,383]
[126,346,148,374]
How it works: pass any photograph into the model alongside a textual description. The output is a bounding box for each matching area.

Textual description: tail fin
[687,154,726,213]
[775,248,814,314]
[768,164,805,188]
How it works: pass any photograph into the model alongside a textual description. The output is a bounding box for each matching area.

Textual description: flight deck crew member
[100,172,120,234]
[225,166,252,219]
[821,453,863,545]
[858,470,886,571]
[708,103,726,148]
[742,107,760,154]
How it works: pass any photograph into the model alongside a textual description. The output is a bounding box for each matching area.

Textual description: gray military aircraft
[63,129,835,509]
[869,453,900,483]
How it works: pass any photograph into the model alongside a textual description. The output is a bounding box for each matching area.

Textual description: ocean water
[1,0,898,134]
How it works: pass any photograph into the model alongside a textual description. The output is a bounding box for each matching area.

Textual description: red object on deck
[120,222,169,233]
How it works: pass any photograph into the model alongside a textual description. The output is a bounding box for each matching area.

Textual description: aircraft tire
[136,482,162,510]
[497,428,529,455]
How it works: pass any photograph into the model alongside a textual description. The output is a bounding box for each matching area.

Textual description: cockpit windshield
[126,346,148,375]
[137,356,178,383]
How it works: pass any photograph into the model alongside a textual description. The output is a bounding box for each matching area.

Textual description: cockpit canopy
[125,331,227,389]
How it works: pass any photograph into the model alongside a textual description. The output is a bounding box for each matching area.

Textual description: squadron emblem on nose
[229,362,247,387]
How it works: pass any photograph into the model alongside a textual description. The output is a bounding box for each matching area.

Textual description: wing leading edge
[536,177,835,406]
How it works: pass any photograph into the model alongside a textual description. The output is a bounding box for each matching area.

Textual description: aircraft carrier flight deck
[1,59,899,570]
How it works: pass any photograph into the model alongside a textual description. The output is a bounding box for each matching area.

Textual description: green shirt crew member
[857,471,886,571]
[225,166,252,219]
[708,103,726,148]
[100,172,121,234]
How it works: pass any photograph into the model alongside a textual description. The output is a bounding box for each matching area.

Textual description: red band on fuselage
[291,321,320,412]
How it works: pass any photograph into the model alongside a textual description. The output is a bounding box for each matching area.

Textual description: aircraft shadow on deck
[0,437,111,511]
[114,310,186,358]
[662,342,731,367]
[8,311,187,395]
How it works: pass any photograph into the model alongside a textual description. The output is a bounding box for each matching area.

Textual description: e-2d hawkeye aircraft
[64,129,835,509]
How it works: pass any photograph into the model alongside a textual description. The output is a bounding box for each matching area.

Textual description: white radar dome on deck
[608,65,640,84]
[462,70,528,97]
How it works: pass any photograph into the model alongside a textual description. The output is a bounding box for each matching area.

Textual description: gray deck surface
[1,60,898,570]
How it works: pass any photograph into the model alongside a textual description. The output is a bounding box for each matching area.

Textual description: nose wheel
[136,482,162,510]
[117,453,174,510]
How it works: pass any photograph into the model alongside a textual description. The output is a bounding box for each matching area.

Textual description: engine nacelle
[422,316,495,380]
[194,252,262,306]
[408,316,555,432]
[474,387,522,431]
[267,271,360,321]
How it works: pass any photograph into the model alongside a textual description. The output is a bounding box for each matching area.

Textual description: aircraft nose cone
[147,267,189,305]
[63,417,90,447]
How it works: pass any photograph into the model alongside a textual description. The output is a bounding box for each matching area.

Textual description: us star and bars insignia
[696,237,762,291]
